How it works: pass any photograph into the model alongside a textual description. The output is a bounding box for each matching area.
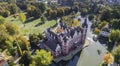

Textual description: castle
[43,18,88,57]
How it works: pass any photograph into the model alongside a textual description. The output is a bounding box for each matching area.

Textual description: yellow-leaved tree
[72,19,80,27]
[19,13,26,23]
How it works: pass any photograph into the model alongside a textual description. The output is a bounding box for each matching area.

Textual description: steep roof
[44,38,58,51]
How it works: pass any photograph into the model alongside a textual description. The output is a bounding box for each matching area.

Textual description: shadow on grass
[25,17,37,23]
[35,22,44,27]
[51,23,58,28]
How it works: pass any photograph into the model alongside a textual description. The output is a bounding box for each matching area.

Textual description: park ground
[5,15,56,34]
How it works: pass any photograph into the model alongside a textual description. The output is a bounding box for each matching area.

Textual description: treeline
[25,2,79,20]
[0,2,19,17]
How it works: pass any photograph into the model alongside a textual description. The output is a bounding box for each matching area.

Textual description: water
[50,50,81,66]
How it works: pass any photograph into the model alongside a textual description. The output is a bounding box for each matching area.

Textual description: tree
[73,5,79,13]
[100,9,112,21]
[64,7,71,15]
[57,8,65,18]
[109,30,120,44]
[33,7,41,18]
[72,19,80,27]
[38,33,45,40]
[111,6,120,19]
[41,15,46,24]
[0,24,14,50]
[17,1,27,10]
[0,16,5,24]
[110,19,120,29]
[19,51,32,66]
[98,21,108,29]
[27,5,36,17]
[16,36,29,51]
[29,34,40,49]
[3,10,10,17]
[102,52,113,65]
[88,14,94,21]
[94,28,100,35]
[35,2,47,13]
[19,13,26,23]
[45,8,51,18]
[9,4,18,14]
[27,5,41,18]
[62,16,73,27]
[112,45,120,65]
[5,22,20,36]
[81,8,88,17]
[10,0,16,3]
[49,10,57,19]
[33,50,53,66]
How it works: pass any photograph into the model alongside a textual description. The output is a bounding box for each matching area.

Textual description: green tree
[45,8,51,17]
[29,34,40,49]
[81,8,88,17]
[49,10,57,19]
[27,5,41,18]
[0,16,5,24]
[64,7,71,15]
[3,10,10,17]
[88,14,94,21]
[16,36,29,51]
[19,13,26,23]
[10,0,16,3]
[9,4,18,14]
[110,19,120,29]
[0,24,14,50]
[41,15,47,24]
[35,2,47,13]
[73,5,79,13]
[109,30,120,44]
[19,51,32,66]
[98,21,108,29]
[5,22,20,36]
[33,50,53,66]
[111,6,120,19]
[57,8,65,18]
[100,9,112,21]
[62,16,73,27]
[38,33,45,40]
[112,45,120,65]
[27,5,36,17]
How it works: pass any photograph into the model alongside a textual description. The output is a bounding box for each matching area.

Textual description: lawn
[5,15,56,34]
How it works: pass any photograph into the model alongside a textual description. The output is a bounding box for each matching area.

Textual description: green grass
[5,15,56,34]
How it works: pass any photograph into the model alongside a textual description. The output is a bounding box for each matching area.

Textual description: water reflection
[50,51,81,66]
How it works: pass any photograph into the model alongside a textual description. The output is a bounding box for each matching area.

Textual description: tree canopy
[111,19,120,29]
[102,52,113,64]
[5,22,20,36]
[19,13,26,23]
[112,45,120,64]
[109,30,120,44]
[33,49,53,66]
[0,16,5,24]
[27,5,41,18]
